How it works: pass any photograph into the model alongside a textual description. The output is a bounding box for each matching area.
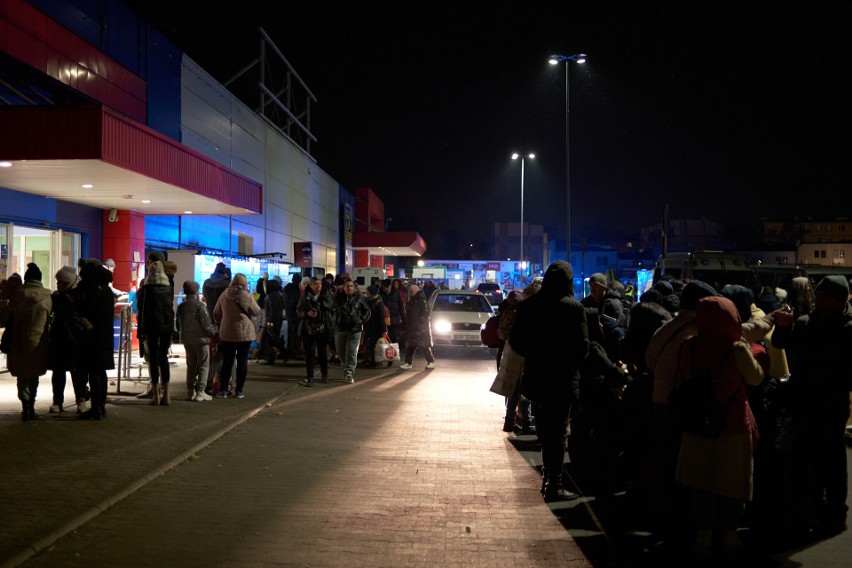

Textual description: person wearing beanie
[643,279,721,534]
[765,277,852,536]
[138,260,176,406]
[362,284,388,368]
[509,260,588,502]
[581,272,611,345]
[201,261,231,395]
[47,266,89,414]
[176,280,216,401]
[2,263,52,420]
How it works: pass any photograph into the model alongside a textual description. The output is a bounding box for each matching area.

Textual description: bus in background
[653,251,759,291]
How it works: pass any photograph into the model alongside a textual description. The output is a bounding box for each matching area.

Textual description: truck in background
[352,266,386,292]
[652,251,759,292]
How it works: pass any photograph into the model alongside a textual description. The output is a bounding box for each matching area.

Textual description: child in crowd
[176,280,217,401]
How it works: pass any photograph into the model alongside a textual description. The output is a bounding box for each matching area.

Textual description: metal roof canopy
[352,231,427,257]
[0,105,262,216]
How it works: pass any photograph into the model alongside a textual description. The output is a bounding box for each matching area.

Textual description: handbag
[374,334,400,363]
[304,320,325,336]
[490,341,524,397]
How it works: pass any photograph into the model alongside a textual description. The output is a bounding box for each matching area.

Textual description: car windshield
[433,294,491,313]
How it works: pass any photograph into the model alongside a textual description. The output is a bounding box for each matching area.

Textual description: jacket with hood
[202,264,230,320]
[5,280,52,377]
[73,260,116,371]
[213,284,261,342]
[509,261,589,404]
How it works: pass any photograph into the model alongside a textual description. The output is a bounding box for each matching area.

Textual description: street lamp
[511,152,534,281]
[548,53,586,265]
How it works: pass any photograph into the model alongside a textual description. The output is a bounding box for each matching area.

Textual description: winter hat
[23,262,42,283]
[146,261,169,286]
[147,250,166,265]
[815,275,850,304]
[382,278,392,287]
[366,285,380,296]
[720,284,755,323]
[292,274,302,284]
[775,287,788,301]
[653,280,674,296]
[680,280,719,310]
[55,266,78,286]
[603,298,623,320]
[640,289,663,305]
[589,272,607,288]
[409,284,421,296]
[104,258,116,269]
[182,280,200,296]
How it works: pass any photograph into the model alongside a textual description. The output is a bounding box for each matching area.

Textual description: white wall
[179,56,340,272]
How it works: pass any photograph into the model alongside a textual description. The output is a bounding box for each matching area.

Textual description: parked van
[352,266,385,292]
[653,251,759,291]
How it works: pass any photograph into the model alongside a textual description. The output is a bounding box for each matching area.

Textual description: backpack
[480,314,503,348]
[670,342,736,438]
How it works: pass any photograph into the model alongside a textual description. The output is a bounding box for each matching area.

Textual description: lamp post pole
[512,152,534,281]
[549,53,586,265]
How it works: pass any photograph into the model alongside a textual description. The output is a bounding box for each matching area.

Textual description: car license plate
[453,334,474,341]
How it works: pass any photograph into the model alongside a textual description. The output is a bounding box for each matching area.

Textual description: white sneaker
[425,362,436,369]
[399,363,412,370]
[193,391,212,401]
[49,404,63,413]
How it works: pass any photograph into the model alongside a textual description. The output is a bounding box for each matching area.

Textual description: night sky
[131,1,850,258]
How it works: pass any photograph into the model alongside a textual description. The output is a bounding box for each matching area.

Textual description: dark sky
[131,1,850,258]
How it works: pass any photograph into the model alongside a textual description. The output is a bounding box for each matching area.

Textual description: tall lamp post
[511,152,534,281]
[548,53,586,265]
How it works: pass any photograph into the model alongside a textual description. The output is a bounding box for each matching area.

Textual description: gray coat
[177,294,216,345]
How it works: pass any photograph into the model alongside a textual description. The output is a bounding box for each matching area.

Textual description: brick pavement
[1,346,851,567]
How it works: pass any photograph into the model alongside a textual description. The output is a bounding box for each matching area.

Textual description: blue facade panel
[146,25,181,141]
[0,187,103,258]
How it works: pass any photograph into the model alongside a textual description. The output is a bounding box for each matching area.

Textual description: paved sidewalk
[0,349,593,567]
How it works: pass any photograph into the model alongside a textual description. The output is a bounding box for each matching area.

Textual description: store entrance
[1,223,81,289]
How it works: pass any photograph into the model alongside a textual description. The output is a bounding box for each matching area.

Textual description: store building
[0,0,425,293]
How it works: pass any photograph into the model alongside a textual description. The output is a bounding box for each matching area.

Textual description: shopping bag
[375,337,400,363]
[490,341,524,397]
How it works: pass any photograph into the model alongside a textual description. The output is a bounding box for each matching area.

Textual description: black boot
[21,401,30,421]
[542,475,579,502]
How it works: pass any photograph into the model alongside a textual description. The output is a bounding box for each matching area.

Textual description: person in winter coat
[380,278,405,350]
[1,263,52,420]
[74,259,116,420]
[47,266,89,414]
[495,289,529,433]
[363,285,389,368]
[644,280,719,540]
[398,284,436,370]
[202,262,230,393]
[675,296,764,555]
[774,275,852,538]
[213,273,261,398]
[138,260,176,406]
[283,273,303,359]
[297,276,335,386]
[176,280,216,401]
[509,260,589,502]
[331,279,370,383]
[259,278,285,365]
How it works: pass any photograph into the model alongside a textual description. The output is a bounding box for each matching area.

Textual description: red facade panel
[0,0,147,122]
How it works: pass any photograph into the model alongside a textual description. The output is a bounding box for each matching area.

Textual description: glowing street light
[511,152,535,280]
[548,53,586,264]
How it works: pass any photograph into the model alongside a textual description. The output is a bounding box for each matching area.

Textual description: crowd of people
[0,257,444,420]
[496,261,852,560]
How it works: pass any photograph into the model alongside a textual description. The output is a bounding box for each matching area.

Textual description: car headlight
[433,319,452,333]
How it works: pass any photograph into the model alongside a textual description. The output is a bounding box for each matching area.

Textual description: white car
[428,289,495,348]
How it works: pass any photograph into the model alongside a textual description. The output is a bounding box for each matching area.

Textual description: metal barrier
[114,302,146,392]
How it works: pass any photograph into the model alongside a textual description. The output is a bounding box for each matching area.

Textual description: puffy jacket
[213,285,260,342]
[4,282,52,377]
[332,291,370,333]
[177,294,216,345]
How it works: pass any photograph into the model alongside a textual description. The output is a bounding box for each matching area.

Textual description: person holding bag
[213,273,261,399]
[298,276,334,386]
[362,285,389,368]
